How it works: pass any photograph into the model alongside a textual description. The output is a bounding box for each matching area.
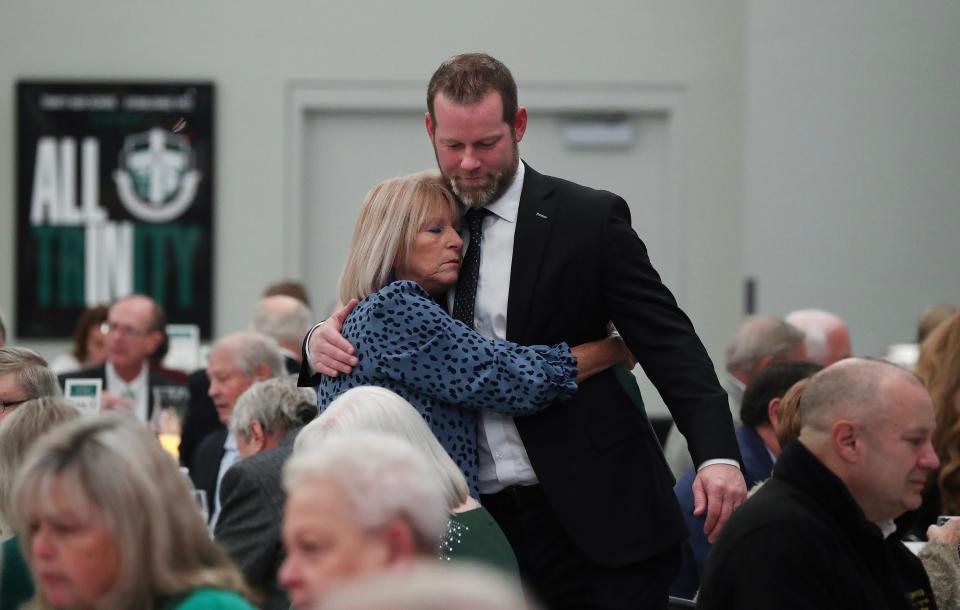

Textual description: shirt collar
[105,360,148,391]
[224,430,238,451]
[482,159,525,223]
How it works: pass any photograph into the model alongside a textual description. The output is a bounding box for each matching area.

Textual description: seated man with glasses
[0,346,60,422]
[60,294,184,421]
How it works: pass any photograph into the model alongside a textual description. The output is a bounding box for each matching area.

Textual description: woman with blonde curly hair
[12,414,255,610]
[917,312,960,514]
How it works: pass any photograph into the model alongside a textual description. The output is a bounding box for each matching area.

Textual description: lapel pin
[535,212,548,219]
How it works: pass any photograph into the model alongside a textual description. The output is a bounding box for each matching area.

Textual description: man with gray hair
[698,359,939,609]
[279,432,448,610]
[0,347,60,423]
[214,376,316,610]
[664,316,807,477]
[252,295,314,374]
[786,308,853,366]
[189,331,284,529]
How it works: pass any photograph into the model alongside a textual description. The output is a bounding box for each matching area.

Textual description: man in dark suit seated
[671,361,822,599]
[698,359,939,610]
[189,331,284,529]
[214,376,316,610]
[59,294,183,420]
[179,293,311,465]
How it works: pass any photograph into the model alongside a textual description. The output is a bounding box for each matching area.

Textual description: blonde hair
[13,415,250,610]
[338,170,460,304]
[916,313,960,512]
[0,397,80,536]
[296,386,469,509]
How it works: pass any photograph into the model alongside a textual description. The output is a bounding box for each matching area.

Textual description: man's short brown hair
[427,53,518,128]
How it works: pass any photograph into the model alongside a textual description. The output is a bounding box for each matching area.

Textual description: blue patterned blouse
[318,280,578,493]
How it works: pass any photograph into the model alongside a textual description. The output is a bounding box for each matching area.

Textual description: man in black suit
[60,294,183,421]
[304,53,746,609]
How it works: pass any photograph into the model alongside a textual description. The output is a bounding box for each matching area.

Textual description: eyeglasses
[100,322,151,338]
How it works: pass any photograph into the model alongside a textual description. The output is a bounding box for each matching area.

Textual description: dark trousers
[482,485,681,610]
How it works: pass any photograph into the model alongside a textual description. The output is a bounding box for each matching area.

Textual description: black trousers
[482,485,681,610]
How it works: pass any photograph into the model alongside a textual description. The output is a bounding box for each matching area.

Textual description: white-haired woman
[298,386,520,579]
[0,397,80,609]
[12,414,255,610]
[319,170,632,494]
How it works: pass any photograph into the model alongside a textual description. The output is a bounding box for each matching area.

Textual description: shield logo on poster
[113,127,202,222]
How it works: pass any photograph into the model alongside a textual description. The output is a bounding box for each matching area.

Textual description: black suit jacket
[214,429,299,610]
[189,427,228,520]
[58,363,184,421]
[498,164,739,566]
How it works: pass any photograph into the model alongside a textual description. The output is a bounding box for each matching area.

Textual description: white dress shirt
[105,361,149,422]
[209,432,240,531]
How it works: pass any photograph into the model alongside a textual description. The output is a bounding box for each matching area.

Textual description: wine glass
[192,489,209,524]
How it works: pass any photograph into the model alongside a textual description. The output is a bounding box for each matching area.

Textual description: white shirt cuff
[304,321,324,374]
[697,458,741,471]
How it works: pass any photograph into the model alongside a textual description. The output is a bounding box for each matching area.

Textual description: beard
[437,143,520,209]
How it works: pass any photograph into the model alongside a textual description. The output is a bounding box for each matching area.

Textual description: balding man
[786,308,852,366]
[698,359,939,610]
[252,295,314,374]
[60,294,182,421]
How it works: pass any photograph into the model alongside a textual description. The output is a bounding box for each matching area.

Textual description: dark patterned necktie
[452,208,489,326]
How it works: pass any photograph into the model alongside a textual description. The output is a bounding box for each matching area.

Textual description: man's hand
[308,299,359,377]
[692,463,747,543]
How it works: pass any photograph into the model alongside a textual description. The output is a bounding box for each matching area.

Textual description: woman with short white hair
[12,414,256,610]
[297,386,520,579]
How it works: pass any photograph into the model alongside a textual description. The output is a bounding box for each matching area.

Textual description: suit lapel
[507,164,558,343]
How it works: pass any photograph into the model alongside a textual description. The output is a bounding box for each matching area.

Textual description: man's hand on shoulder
[308,299,359,378]
[692,463,747,543]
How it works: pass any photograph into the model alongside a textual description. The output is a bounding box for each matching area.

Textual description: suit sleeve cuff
[697,458,741,471]
[303,321,325,374]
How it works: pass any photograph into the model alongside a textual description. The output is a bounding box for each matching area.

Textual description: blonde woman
[298,386,520,579]
[318,170,632,494]
[12,414,255,610]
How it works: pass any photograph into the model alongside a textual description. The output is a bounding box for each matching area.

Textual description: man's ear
[425,111,436,140]
[252,362,272,382]
[768,397,781,429]
[832,420,860,463]
[248,420,267,453]
[146,330,164,356]
[513,107,527,142]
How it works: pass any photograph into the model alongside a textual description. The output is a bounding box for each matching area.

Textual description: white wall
[1,1,747,381]
[745,1,960,356]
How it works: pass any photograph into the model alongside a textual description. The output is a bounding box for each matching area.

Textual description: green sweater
[160,588,256,610]
[1,536,33,610]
